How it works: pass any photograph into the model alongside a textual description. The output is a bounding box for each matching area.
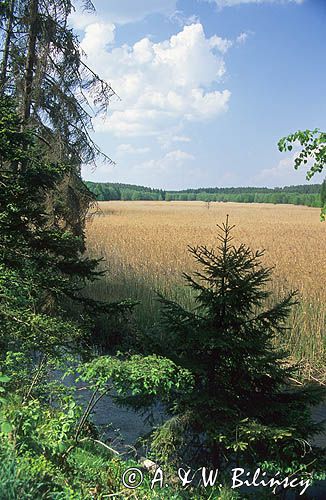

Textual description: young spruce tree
[150,217,325,476]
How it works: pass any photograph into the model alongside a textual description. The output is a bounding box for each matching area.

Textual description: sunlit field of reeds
[85,201,325,379]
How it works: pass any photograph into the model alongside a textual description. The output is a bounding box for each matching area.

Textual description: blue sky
[73,0,326,189]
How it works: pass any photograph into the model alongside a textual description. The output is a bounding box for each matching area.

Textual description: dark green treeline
[85,181,322,208]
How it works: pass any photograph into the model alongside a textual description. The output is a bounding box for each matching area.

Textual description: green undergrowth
[0,441,243,499]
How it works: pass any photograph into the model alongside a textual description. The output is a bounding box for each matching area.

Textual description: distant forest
[85,181,323,208]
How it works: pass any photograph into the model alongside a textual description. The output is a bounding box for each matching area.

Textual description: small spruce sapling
[150,217,325,476]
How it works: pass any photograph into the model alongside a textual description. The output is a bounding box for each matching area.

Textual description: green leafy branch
[278,129,325,220]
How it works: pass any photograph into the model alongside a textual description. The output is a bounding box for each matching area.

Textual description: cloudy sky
[73,0,326,189]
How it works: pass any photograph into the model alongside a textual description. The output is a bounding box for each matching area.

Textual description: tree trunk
[0,0,15,94]
[22,0,38,123]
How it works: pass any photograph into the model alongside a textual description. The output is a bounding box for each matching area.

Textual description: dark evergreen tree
[0,97,133,356]
[149,217,325,475]
[0,0,118,235]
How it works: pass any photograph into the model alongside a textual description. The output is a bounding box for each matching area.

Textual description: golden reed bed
[86,201,325,376]
[86,201,325,298]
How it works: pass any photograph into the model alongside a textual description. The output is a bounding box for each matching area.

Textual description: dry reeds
[85,201,325,377]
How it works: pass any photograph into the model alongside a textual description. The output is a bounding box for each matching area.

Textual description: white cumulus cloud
[83,23,231,137]
[81,22,115,53]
